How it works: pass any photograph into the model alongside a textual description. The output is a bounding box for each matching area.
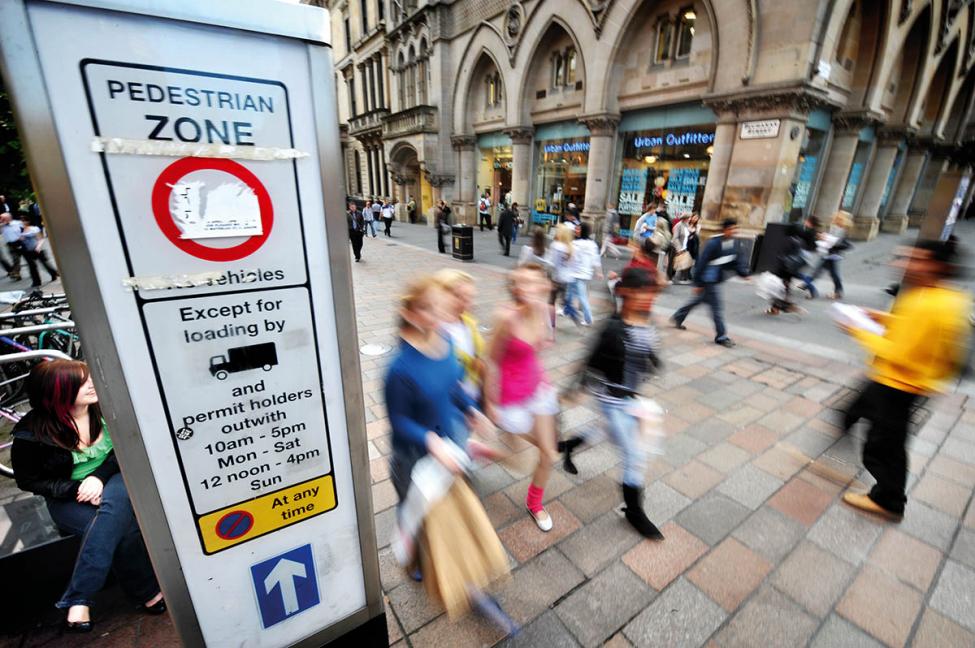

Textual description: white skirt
[494,383,560,435]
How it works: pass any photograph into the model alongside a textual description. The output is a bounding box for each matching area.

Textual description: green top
[70,425,113,481]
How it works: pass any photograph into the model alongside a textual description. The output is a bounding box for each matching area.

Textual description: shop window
[841,139,872,211]
[566,48,577,85]
[654,19,673,64]
[788,127,827,222]
[675,8,696,59]
[533,138,590,222]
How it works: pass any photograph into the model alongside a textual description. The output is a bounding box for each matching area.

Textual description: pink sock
[526,484,545,513]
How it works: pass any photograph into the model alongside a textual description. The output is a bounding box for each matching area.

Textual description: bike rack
[0,349,72,364]
[0,305,71,319]
[0,321,76,336]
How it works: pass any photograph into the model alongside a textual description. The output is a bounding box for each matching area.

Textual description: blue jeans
[673,283,727,342]
[811,258,843,295]
[798,272,818,298]
[563,279,593,325]
[45,473,158,608]
[364,220,377,237]
[586,399,646,487]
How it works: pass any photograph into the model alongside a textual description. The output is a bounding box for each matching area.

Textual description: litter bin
[452,225,473,261]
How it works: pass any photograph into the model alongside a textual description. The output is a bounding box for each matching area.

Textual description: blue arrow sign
[250,544,320,628]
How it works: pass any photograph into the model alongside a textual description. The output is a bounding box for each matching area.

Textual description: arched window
[486,74,497,108]
[655,18,673,64]
[417,40,429,105]
[552,52,565,89]
[675,7,696,59]
[397,52,406,109]
[566,48,577,85]
[407,46,417,108]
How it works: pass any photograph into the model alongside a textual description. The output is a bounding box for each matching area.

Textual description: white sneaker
[527,507,553,532]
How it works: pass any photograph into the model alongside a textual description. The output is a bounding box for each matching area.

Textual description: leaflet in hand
[830,303,885,336]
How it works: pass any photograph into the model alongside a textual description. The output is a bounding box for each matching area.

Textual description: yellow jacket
[456,313,485,390]
[851,285,972,395]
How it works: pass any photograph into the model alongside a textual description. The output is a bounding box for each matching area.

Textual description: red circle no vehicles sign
[151,157,273,262]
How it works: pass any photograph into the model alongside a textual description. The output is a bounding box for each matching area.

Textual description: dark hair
[511,202,519,209]
[806,216,821,229]
[722,218,737,231]
[531,227,547,257]
[579,222,591,239]
[641,237,657,256]
[618,267,656,290]
[26,360,103,450]
[915,237,964,277]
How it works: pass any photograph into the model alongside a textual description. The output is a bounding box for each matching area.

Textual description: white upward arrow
[264,558,307,615]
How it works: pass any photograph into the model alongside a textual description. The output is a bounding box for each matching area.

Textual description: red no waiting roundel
[151,157,273,262]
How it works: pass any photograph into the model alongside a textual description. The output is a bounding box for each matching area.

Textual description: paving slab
[809,614,884,648]
[555,562,655,648]
[622,578,726,648]
[713,586,818,648]
[559,510,643,577]
[686,537,772,612]
[771,540,856,618]
[836,564,923,647]
[807,503,885,564]
[675,492,751,546]
[732,506,807,562]
[928,560,975,633]
[716,463,784,510]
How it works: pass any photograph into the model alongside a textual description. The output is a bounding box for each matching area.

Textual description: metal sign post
[0,1,385,645]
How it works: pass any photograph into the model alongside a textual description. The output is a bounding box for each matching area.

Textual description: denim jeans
[673,283,727,341]
[563,279,593,325]
[45,473,159,608]
[798,272,818,298]
[364,220,377,237]
[586,399,645,487]
[811,258,843,294]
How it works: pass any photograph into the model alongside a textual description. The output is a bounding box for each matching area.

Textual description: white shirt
[546,241,575,284]
[362,205,375,221]
[381,205,394,219]
[569,239,601,280]
[441,321,478,398]
[1,220,23,244]
[478,197,491,214]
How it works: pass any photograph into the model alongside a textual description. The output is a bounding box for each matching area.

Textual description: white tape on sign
[122,271,225,291]
[92,137,309,160]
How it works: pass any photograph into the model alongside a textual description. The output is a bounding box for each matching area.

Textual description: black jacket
[498,208,516,236]
[578,315,662,397]
[11,411,120,500]
[347,209,364,233]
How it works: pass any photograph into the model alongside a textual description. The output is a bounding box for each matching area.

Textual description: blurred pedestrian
[560,267,664,539]
[497,202,517,256]
[362,199,377,238]
[546,225,575,329]
[632,203,657,242]
[436,200,451,254]
[839,239,972,521]
[766,221,812,315]
[407,197,417,224]
[20,214,58,286]
[686,212,701,261]
[794,216,821,298]
[434,269,486,405]
[810,210,852,300]
[518,227,551,270]
[671,218,749,348]
[651,205,673,276]
[564,222,602,327]
[381,199,395,237]
[1,212,25,279]
[11,360,165,631]
[672,214,695,284]
[478,192,492,231]
[485,265,559,531]
[347,201,365,262]
[600,204,622,259]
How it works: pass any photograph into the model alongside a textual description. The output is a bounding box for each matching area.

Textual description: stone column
[908,151,948,228]
[812,117,867,223]
[920,162,969,239]
[883,145,927,233]
[450,135,477,224]
[700,114,736,224]
[578,114,620,231]
[851,130,901,240]
[505,127,535,222]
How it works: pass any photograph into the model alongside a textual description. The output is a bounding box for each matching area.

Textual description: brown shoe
[842,492,902,522]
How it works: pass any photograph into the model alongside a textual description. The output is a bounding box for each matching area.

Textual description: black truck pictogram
[209,342,278,380]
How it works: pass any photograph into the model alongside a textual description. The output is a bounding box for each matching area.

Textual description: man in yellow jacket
[840,239,971,520]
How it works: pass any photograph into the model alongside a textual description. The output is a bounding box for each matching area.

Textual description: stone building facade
[316,0,975,240]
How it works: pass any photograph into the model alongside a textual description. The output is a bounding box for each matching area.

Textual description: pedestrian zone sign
[251,544,321,629]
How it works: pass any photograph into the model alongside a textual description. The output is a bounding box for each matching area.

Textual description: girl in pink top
[485,264,559,531]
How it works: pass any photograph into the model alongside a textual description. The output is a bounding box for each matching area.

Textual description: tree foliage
[0,76,35,204]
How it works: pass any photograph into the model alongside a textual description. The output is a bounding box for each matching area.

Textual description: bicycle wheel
[0,395,30,478]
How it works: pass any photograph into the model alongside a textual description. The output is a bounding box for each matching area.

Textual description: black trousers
[843,380,920,515]
[437,229,446,253]
[4,242,23,275]
[23,247,58,286]
[479,213,492,231]
[499,233,511,256]
[383,217,393,236]
[349,230,363,260]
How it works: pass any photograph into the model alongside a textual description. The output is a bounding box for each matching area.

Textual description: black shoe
[716,338,736,348]
[558,437,584,475]
[622,484,664,540]
[49,274,58,282]
[670,317,686,330]
[65,619,93,633]
[143,598,167,615]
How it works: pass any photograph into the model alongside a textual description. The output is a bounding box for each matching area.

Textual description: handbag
[674,250,694,271]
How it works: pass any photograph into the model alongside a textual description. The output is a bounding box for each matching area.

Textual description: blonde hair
[832,210,853,229]
[398,275,444,329]
[555,224,575,258]
[432,268,474,291]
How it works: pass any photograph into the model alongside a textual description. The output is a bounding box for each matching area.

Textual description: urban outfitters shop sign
[0,1,383,646]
